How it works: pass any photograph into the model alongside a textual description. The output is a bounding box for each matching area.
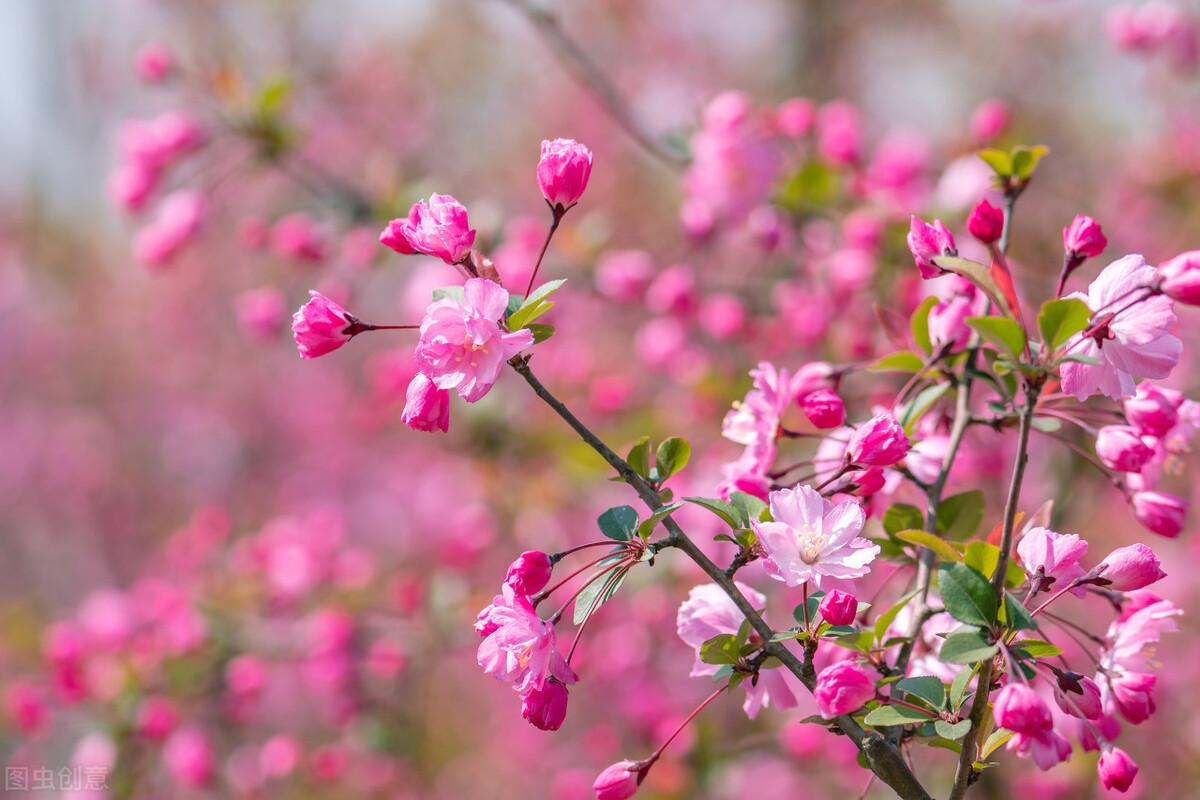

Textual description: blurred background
[0,0,1198,797]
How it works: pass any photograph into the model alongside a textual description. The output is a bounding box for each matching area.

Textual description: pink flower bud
[136,696,180,741]
[236,287,287,340]
[271,213,328,263]
[1158,250,1200,305]
[1095,425,1155,471]
[1098,747,1139,793]
[906,216,957,279]
[379,193,476,265]
[505,550,553,596]
[847,414,910,467]
[1124,381,1179,436]
[135,43,173,82]
[133,191,205,269]
[164,726,214,788]
[400,373,451,433]
[537,138,593,210]
[928,294,976,353]
[291,291,353,359]
[596,250,654,303]
[969,99,1010,143]
[775,97,815,137]
[699,293,746,340]
[851,467,886,496]
[108,161,157,212]
[521,680,569,731]
[966,198,1004,244]
[1110,671,1157,724]
[645,264,697,316]
[1062,214,1107,258]
[991,683,1052,736]
[818,589,858,625]
[814,661,875,717]
[800,389,846,429]
[816,101,862,166]
[1099,543,1167,591]
[1053,676,1103,720]
[1131,491,1187,538]
[1079,711,1122,751]
[593,760,641,800]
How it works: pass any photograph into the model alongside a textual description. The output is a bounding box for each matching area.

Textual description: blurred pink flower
[271,213,329,263]
[1158,249,1200,304]
[1130,490,1187,537]
[134,43,173,82]
[133,191,205,269]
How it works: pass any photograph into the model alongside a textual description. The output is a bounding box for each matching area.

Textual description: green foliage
[597,506,638,541]
[895,676,946,709]
[939,631,999,664]
[966,316,1027,359]
[636,502,683,539]
[1037,297,1091,353]
[938,563,998,627]
[683,496,740,529]
[883,504,925,536]
[937,491,985,539]
[870,351,925,374]
[573,561,628,624]
[897,530,963,564]
[864,705,931,726]
[911,295,940,355]
[507,279,567,330]
[655,437,691,482]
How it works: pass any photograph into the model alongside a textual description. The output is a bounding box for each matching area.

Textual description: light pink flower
[271,213,328,263]
[1130,490,1187,537]
[775,97,815,137]
[1098,747,1138,792]
[813,660,875,717]
[476,585,576,694]
[1008,727,1072,771]
[164,726,214,788]
[400,373,451,433]
[1095,425,1154,471]
[1098,543,1167,591]
[1016,526,1088,594]
[816,100,862,165]
[1158,249,1200,304]
[595,250,654,302]
[847,413,910,467]
[237,287,287,340]
[291,291,354,359]
[928,285,986,353]
[1062,214,1107,258]
[133,191,205,268]
[593,760,641,800]
[537,138,593,209]
[415,278,534,402]
[753,485,878,588]
[379,193,476,265]
[1060,255,1181,400]
[906,216,957,279]
[645,264,697,316]
[1098,597,1181,724]
[969,99,1010,143]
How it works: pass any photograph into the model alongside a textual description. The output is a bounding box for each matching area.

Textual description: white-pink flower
[1016,527,1089,595]
[476,585,577,695]
[753,485,878,588]
[415,278,534,403]
[1060,255,1181,400]
[1097,596,1181,725]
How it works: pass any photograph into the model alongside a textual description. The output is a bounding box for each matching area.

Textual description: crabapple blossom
[1098,543,1167,591]
[537,138,593,210]
[846,413,910,467]
[928,286,984,353]
[1158,249,1200,304]
[400,373,451,433]
[906,216,957,279]
[521,679,569,731]
[1130,490,1187,537]
[1098,747,1139,792]
[966,198,1004,244]
[1016,526,1088,593]
[271,212,329,263]
[1062,214,1107,258]
[775,97,815,136]
[133,190,205,268]
[593,760,641,800]
[813,660,875,717]
[753,485,877,588]
[504,550,553,596]
[800,388,845,429]
[379,193,476,264]
[818,589,858,625]
[1095,425,1155,471]
[993,683,1053,736]
[475,585,577,694]
[1053,676,1103,720]
[291,291,354,359]
[1124,380,1179,436]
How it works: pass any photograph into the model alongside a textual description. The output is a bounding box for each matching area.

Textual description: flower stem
[524,206,564,299]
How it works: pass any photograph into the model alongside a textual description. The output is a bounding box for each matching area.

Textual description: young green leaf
[869,351,926,374]
[939,631,999,664]
[938,563,998,627]
[934,256,1015,318]
[682,496,740,529]
[655,437,691,482]
[1010,639,1062,659]
[573,562,628,625]
[949,667,973,710]
[863,705,931,727]
[935,719,972,741]
[728,491,768,526]
[597,505,639,541]
[627,437,652,478]
[897,530,963,564]
[1003,592,1036,632]
[937,490,985,540]
[883,504,925,537]
[899,383,951,435]
[507,279,567,330]
[873,587,921,643]
[636,502,684,539]
[966,316,1027,359]
[911,295,940,355]
[1037,297,1091,353]
[981,729,1014,758]
[1011,145,1049,180]
[895,676,947,710]
[699,633,741,665]
[978,148,1013,177]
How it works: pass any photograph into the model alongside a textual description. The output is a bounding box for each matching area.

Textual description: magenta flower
[1098,543,1166,591]
[1158,250,1200,305]
[1060,255,1181,400]
[1062,214,1107,258]
[1008,727,1072,771]
[133,190,205,269]
[800,388,845,429]
[1098,747,1139,792]
[1124,381,1178,436]
[135,43,173,82]
[818,589,858,626]
[1015,526,1088,593]
[520,679,569,731]
[1095,425,1154,471]
[753,485,878,588]
[992,684,1052,736]
[1130,490,1187,538]
[813,660,875,718]
[537,138,593,210]
[593,760,641,800]
[415,278,535,403]
[291,291,354,359]
[967,198,1004,244]
[928,285,986,353]
[906,216,957,279]
[847,413,910,467]
[400,373,451,433]
[379,193,476,265]
[1054,675,1103,720]
[504,550,553,597]
[475,586,577,694]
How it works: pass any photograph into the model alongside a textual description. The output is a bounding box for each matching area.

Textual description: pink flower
[537,138,593,210]
[135,43,173,82]
[816,100,862,165]
[813,660,875,718]
[1098,543,1167,591]
[1124,380,1178,436]
[236,287,287,340]
[754,485,878,588]
[1095,425,1155,471]
[505,551,553,596]
[645,264,697,316]
[133,191,205,268]
[521,679,569,731]
[593,760,641,800]
[1130,490,1187,537]
[967,198,1004,244]
[847,413,910,467]
[415,278,535,402]
[1099,597,1181,724]
[1053,676,1102,720]
[1015,526,1088,593]
[400,373,451,433]
[906,216,957,279]
[801,389,845,429]
[818,589,858,625]
[136,696,180,741]
[271,213,328,263]
[1098,747,1139,793]
[595,250,654,302]
[164,726,214,788]
[108,161,157,211]
[1008,727,1072,770]
[1158,250,1200,305]
[969,99,1010,143]
[1108,670,1157,724]
[1059,255,1181,400]
[928,286,985,353]
[1062,214,1107,258]
[476,585,576,694]
[379,193,476,265]
[775,97,815,137]
[992,684,1052,736]
[291,291,354,359]
[699,293,746,340]
[4,682,46,736]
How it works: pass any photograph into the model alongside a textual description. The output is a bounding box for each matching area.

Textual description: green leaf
[966,316,1027,359]
[883,504,925,537]
[899,383,951,435]
[830,630,875,654]
[527,323,555,343]
[505,292,526,318]
[981,729,1014,758]
[682,496,739,529]
[897,530,963,564]
[507,279,567,330]
[699,633,741,665]
[935,719,972,741]
[1031,417,1062,433]
[911,295,940,355]
[873,587,921,643]
[938,563,998,627]
[937,491,985,540]
[728,491,767,526]
[794,590,826,625]
[870,351,925,374]
[627,437,652,478]
[1037,297,1091,353]
[655,437,691,482]
[949,667,973,710]
[927,737,963,753]
[573,562,628,624]
[1011,145,1049,180]
[597,506,638,541]
[636,502,684,540]
[895,676,947,709]
[962,541,1024,587]
[939,631,999,664]
[978,148,1013,177]
[431,286,465,303]
[1010,639,1062,659]
[934,256,1016,318]
[863,705,931,726]
[1003,592,1036,632]
[256,76,293,115]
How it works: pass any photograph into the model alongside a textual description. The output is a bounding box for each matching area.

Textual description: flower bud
[1098,747,1139,793]
[401,374,451,433]
[818,590,858,626]
[593,760,641,800]
[775,97,815,137]
[1062,214,1107,258]
[505,551,553,596]
[906,216,957,279]
[135,43,173,82]
[969,99,1010,143]
[379,193,475,265]
[1099,543,1167,591]
[928,294,975,353]
[966,198,1004,244]
[1053,676,1103,720]
[991,683,1052,736]
[291,291,354,359]
[1124,381,1179,436]
[801,389,846,429]
[537,138,593,210]
[164,727,214,788]
[1131,491,1187,538]
[1095,425,1155,472]
[813,661,875,718]
[847,414,910,467]
[1158,250,1200,305]
[521,680,569,731]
